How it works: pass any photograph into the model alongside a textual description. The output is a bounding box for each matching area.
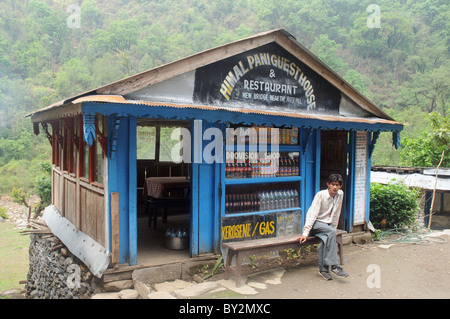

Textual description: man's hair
[328,174,343,186]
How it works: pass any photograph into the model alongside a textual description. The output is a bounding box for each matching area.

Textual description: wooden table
[144,176,191,199]
[144,177,191,229]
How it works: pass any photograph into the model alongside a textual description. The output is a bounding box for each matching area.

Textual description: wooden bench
[223,229,347,286]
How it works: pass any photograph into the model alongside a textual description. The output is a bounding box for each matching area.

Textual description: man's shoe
[331,265,348,278]
[319,270,333,281]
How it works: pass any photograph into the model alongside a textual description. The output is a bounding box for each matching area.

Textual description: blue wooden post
[215,123,227,253]
[302,128,320,227]
[345,131,357,232]
[190,120,200,256]
[128,116,137,265]
[366,132,372,224]
[117,118,130,264]
[314,130,321,195]
[190,119,222,255]
[106,116,137,265]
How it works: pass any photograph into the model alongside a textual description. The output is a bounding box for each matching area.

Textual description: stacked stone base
[26,233,100,299]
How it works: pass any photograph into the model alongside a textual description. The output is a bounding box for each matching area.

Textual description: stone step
[342,231,372,245]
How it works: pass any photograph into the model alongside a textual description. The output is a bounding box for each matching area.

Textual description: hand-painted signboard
[276,210,302,237]
[221,213,276,242]
[194,43,341,114]
[354,131,367,225]
[221,210,302,243]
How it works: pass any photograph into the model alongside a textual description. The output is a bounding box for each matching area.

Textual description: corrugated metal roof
[27,94,403,132]
[371,171,450,191]
[73,95,403,127]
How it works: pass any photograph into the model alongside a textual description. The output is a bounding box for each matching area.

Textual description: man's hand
[295,235,307,244]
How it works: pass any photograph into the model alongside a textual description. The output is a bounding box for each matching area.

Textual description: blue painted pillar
[366,132,373,224]
[345,131,357,232]
[302,128,320,227]
[128,116,137,265]
[191,120,223,256]
[107,116,137,265]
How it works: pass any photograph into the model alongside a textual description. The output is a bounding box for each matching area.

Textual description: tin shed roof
[51,95,403,133]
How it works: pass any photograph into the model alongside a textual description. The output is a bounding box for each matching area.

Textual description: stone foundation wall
[26,233,100,299]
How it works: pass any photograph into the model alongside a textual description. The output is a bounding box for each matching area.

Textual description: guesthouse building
[27,29,403,277]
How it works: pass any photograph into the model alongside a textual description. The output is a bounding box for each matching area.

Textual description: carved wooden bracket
[33,122,40,136]
[301,128,314,153]
[41,123,52,146]
[109,115,121,160]
[368,131,380,157]
[96,116,108,157]
[392,131,400,150]
[51,121,63,146]
[83,113,96,147]
[63,117,80,151]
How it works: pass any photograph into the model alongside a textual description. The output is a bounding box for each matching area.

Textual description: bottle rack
[224,126,302,216]
[225,188,300,215]
[225,151,300,180]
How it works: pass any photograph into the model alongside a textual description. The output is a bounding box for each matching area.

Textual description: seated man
[296,174,349,280]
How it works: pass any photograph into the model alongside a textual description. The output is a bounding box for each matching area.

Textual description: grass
[0,222,29,292]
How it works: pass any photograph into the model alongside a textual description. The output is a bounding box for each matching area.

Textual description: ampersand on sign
[269,69,276,78]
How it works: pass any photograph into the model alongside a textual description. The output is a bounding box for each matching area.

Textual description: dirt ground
[201,231,450,299]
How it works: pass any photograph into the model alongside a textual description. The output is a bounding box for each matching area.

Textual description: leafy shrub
[370,181,419,229]
[35,161,51,206]
[0,206,8,219]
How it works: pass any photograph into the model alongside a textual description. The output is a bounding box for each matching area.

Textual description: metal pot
[165,236,189,250]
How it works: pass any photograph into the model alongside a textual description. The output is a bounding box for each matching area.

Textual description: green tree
[54,58,92,97]
[139,53,154,72]
[344,69,370,97]
[80,0,104,34]
[0,35,11,72]
[311,34,347,74]
[92,53,123,85]
[400,113,450,167]
[13,40,52,78]
[349,10,414,60]
[92,19,139,54]
[408,65,449,115]
[11,187,32,221]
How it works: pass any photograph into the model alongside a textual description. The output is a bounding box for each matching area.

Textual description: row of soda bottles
[225,189,300,214]
[165,227,189,238]
[229,125,299,145]
[226,157,299,179]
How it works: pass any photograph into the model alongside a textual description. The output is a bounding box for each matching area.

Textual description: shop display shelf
[224,206,301,218]
[225,175,302,185]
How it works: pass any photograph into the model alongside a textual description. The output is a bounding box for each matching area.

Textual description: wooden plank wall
[64,176,77,224]
[80,184,105,246]
[52,166,105,246]
[52,169,62,213]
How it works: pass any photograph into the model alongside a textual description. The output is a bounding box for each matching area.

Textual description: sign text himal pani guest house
[219,51,317,110]
[196,43,338,114]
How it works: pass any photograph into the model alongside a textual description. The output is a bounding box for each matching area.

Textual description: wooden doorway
[320,130,348,229]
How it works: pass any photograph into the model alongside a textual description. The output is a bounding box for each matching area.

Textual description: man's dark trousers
[310,221,339,272]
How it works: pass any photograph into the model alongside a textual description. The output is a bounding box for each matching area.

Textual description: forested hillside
[0,0,448,194]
